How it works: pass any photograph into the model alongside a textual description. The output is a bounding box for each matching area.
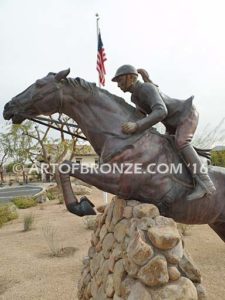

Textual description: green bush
[46,190,56,200]
[0,203,18,227]
[211,150,225,167]
[12,197,37,209]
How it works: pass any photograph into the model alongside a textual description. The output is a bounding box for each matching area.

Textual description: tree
[19,114,85,184]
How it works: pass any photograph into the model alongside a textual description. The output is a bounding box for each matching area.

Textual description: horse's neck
[61,82,137,155]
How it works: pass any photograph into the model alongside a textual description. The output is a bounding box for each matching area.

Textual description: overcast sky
[1,0,225,139]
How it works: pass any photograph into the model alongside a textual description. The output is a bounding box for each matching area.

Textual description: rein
[19,113,88,141]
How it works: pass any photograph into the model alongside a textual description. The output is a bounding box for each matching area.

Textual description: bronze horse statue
[3,69,225,242]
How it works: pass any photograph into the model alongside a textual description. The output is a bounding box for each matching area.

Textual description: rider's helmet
[111,65,138,82]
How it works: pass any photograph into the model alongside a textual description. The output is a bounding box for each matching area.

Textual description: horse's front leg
[59,160,120,217]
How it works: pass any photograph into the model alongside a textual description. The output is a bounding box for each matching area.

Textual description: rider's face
[117,75,130,92]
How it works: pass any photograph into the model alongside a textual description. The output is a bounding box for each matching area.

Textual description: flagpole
[95,13,108,204]
[95,13,101,87]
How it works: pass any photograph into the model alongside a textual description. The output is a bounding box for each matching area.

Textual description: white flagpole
[96,13,101,88]
[95,13,108,204]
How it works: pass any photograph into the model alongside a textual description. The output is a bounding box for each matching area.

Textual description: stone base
[78,196,207,300]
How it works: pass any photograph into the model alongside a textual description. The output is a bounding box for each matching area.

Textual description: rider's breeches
[175,106,199,151]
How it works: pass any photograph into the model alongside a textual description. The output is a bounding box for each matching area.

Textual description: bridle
[16,80,88,141]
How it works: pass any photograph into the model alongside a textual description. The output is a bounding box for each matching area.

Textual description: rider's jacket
[131,81,194,134]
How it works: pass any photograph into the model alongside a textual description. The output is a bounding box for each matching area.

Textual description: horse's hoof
[66,198,96,217]
[80,196,96,215]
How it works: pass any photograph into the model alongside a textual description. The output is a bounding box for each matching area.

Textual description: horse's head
[3,68,70,124]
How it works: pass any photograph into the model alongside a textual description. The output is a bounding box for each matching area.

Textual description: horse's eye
[36,79,45,87]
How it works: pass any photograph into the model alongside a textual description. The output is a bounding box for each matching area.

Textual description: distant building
[73,145,99,166]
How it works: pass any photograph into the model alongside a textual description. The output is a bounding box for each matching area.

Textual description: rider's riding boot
[180,145,216,201]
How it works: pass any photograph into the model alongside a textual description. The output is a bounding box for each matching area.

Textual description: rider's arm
[135,83,168,132]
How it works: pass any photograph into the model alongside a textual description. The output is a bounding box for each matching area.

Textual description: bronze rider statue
[112,64,216,201]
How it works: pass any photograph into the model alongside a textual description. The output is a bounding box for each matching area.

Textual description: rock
[99,224,108,241]
[128,282,152,300]
[148,222,181,250]
[90,277,98,298]
[127,200,141,207]
[108,253,116,272]
[105,199,115,231]
[120,276,136,299]
[155,216,176,227]
[124,256,139,277]
[123,206,133,218]
[88,246,96,258]
[113,259,126,296]
[150,277,198,300]
[114,219,129,243]
[91,232,99,247]
[168,266,181,281]
[113,295,123,300]
[95,240,102,252]
[90,253,104,276]
[164,240,184,264]
[82,256,90,267]
[96,284,107,300]
[102,233,115,259]
[137,255,169,287]
[112,197,126,225]
[195,283,207,300]
[137,217,156,231]
[104,274,114,297]
[111,242,123,261]
[127,230,154,266]
[178,250,202,283]
[133,203,160,218]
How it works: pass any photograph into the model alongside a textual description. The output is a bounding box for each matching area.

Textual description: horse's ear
[55,68,70,81]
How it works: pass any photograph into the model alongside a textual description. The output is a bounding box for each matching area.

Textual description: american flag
[96,30,107,86]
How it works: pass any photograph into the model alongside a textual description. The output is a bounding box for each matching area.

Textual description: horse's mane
[67,77,135,114]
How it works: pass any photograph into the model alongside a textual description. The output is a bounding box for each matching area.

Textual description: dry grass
[23,213,35,231]
[42,223,63,257]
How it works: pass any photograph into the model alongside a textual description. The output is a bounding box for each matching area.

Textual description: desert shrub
[42,223,62,256]
[23,213,35,231]
[0,203,18,227]
[12,197,37,209]
[45,186,64,204]
[46,190,56,200]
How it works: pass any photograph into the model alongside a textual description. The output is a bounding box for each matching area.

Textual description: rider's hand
[122,122,138,134]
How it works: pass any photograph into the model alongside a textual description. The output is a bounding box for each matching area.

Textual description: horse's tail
[137,68,159,87]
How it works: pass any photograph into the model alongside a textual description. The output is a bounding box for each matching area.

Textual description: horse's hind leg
[59,160,121,216]
[209,222,225,243]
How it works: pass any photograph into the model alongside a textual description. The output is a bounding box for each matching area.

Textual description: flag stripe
[96,31,107,86]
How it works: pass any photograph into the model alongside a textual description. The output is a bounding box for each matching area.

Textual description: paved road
[0,185,43,203]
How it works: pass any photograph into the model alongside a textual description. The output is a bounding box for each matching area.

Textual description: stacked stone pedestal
[78,197,207,300]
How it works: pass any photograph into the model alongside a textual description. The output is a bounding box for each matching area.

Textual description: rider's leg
[180,145,216,200]
[175,107,216,201]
